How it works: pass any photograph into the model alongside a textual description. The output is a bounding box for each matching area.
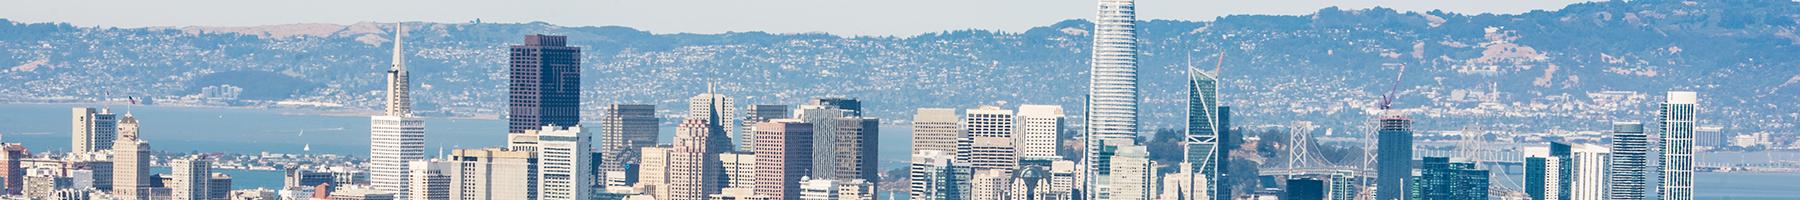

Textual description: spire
[384,23,413,116]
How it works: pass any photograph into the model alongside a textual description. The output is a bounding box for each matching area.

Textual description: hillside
[1,0,1795,133]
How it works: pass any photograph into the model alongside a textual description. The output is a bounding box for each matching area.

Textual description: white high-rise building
[1086,0,1139,199]
[371,23,427,200]
[170,155,210,200]
[965,106,1018,172]
[1571,144,1612,200]
[71,107,118,154]
[1016,105,1064,161]
[508,125,592,200]
[408,160,451,200]
[970,169,1012,200]
[798,177,840,200]
[1659,91,1697,200]
[1109,141,1152,200]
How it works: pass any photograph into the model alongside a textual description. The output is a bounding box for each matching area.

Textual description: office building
[0,144,24,195]
[1376,115,1413,200]
[794,99,860,180]
[909,150,968,200]
[112,114,151,200]
[1658,91,1697,200]
[408,160,450,200]
[65,153,112,191]
[72,107,119,154]
[507,34,583,133]
[1007,164,1059,200]
[798,177,839,200]
[753,120,814,200]
[964,106,1017,172]
[1285,178,1325,200]
[910,108,961,160]
[1185,66,1231,200]
[638,146,671,200]
[832,117,879,188]
[598,104,657,188]
[740,105,791,151]
[371,25,427,199]
[209,173,231,200]
[1016,105,1064,161]
[688,93,738,144]
[1086,0,1141,197]
[447,148,536,200]
[1570,144,1611,200]
[171,156,210,200]
[1109,141,1152,200]
[330,186,398,200]
[669,92,733,200]
[1410,157,1487,200]
[970,169,1011,200]
[507,125,592,200]
[718,152,756,190]
[1609,122,1648,200]
[1525,142,1571,200]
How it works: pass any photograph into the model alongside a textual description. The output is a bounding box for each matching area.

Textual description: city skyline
[0,0,1793,200]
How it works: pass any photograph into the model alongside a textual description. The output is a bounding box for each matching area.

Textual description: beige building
[170,156,211,200]
[909,108,960,160]
[508,125,592,200]
[111,114,151,200]
[447,148,535,200]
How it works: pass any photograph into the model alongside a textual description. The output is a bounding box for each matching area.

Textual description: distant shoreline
[0,101,501,121]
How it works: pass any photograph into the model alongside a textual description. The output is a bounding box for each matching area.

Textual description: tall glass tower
[1185,67,1227,200]
[1659,91,1697,200]
[1609,122,1649,200]
[508,34,583,133]
[1375,115,1412,200]
[1084,0,1138,199]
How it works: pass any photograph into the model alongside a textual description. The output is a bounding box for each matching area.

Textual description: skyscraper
[1108,141,1152,200]
[1609,122,1648,200]
[910,108,960,160]
[508,34,582,134]
[71,107,118,154]
[1086,0,1139,199]
[1526,142,1572,200]
[1658,91,1697,200]
[112,114,150,200]
[965,106,1017,172]
[669,93,732,200]
[1375,115,1412,200]
[909,150,967,200]
[371,24,427,200]
[1016,105,1064,162]
[170,155,210,200]
[833,117,880,188]
[753,120,813,200]
[209,173,232,200]
[1570,144,1611,200]
[0,144,25,195]
[1410,157,1487,200]
[598,104,657,188]
[408,160,451,200]
[795,98,861,180]
[688,93,738,145]
[1285,178,1326,200]
[446,148,536,200]
[741,105,792,151]
[507,125,592,200]
[1185,67,1226,200]
[637,146,671,200]
[718,152,757,190]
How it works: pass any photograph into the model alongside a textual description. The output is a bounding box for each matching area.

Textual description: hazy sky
[4,0,1593,36]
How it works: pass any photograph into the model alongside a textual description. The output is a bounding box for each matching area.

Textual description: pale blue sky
[3,0,1593,36]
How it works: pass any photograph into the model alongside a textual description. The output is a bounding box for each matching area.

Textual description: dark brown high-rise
[508,34,582,133]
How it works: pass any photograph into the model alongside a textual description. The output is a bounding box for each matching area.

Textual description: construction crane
[1377,63,1408,110]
